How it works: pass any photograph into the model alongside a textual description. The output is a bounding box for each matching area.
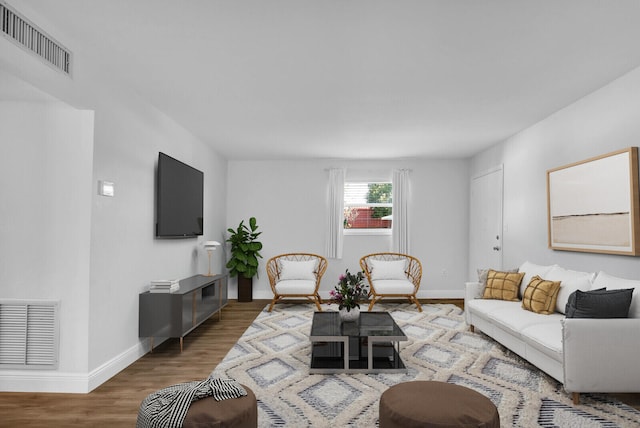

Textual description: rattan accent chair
[359,252,423,312]
[266,253,328,312]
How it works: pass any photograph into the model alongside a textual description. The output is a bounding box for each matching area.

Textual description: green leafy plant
[368,183,392,218]
[225,217,263,278]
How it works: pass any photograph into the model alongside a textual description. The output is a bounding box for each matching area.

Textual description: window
[344,182,392,233]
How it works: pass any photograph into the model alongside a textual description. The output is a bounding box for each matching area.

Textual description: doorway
[469,166,503,281]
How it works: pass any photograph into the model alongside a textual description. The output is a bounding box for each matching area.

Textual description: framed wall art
[547,147,640,256]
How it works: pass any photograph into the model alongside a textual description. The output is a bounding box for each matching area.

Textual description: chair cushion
[370,259,408,280]
[279,259,317,281]
[275,279,316,294]
[372,279,414,294]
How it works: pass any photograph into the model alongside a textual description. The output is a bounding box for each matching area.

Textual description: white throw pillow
[544,266,596,314]
[370,259,407,280]
[279,259,317,281]
[518,261,557,299]
[593,271,640,318]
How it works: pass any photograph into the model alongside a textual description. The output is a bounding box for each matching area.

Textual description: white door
[469,167,503,281]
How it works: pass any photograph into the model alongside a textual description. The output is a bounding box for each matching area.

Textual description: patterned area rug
[211,303,640,427]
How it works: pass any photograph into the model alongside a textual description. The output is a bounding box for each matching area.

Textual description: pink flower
[339,274,346,281]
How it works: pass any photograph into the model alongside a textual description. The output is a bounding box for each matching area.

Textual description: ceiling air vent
[1,1,72,75]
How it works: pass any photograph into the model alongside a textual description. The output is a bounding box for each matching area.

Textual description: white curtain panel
[325,168,345,259]
[392,169,410,254]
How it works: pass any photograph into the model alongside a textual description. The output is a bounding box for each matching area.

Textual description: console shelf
[139,274,228,352]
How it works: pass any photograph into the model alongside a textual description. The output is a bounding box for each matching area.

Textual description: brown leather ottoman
[182,385,258,428]
[379,381,499,428]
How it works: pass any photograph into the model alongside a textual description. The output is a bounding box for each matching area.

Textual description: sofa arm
[464,282,482,325]
[465,281,483,301]
[562,318,640,394]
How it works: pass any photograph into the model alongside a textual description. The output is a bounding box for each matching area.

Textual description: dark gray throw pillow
[565,288,604,317]
[565,288,633,318]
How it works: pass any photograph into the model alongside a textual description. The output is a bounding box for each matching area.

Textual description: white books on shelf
[150,279,179,285]
[149,279,180,293]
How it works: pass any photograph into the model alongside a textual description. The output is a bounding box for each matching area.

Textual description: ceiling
[15,0,640,160]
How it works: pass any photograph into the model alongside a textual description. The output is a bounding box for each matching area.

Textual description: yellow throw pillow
[482,269,524,301]
[522,276,562,315]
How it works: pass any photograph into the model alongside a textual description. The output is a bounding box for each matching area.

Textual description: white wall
[470,65,640,280]
[0,102,94,382]
[226,158,469,300]
[86,85,228,385]
[1,17,228,392]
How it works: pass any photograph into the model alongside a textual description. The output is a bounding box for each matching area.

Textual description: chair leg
[268,296,279,312]
[316,293,323,304]
[368,298,377,312]
[314,296,322,312]
[412,296,423,312]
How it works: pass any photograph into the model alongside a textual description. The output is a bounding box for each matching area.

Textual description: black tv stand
[139,274,228,352]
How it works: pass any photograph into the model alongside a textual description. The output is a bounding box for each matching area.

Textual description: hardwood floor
[0,299,637,427]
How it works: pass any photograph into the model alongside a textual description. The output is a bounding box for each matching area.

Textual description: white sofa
[464,261,640,404]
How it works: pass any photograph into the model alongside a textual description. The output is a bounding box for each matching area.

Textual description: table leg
[344,339,349,370]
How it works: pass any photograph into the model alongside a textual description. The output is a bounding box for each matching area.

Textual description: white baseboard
[0,370,90,393]
[87,339,155,392]
[0,338,160,393]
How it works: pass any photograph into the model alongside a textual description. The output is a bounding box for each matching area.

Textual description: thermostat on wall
[99,180,115,197]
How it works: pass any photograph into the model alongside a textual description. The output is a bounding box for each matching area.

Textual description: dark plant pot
[238,275,253,302]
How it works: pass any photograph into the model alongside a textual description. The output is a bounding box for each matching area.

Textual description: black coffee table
[309,311,407,374]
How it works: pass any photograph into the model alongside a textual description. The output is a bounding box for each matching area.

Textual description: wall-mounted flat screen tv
[156,152,204,237]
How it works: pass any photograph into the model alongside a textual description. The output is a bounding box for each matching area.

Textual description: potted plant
[329,269,368,321]
[226,217,263,302]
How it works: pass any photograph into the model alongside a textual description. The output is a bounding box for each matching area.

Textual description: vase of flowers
[330,269,368,322]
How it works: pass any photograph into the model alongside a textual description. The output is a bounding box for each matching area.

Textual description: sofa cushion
[565,288,634,318]
[487,306,563,338]
[371,279,414,294]
[482,270,524,301]
[520,321,563,362]
[521,276,561,315]
[518,261,557,299]
[466,298,517,323]
[370,259,407,280]
[593,271,640,318]
[544,266,595,314]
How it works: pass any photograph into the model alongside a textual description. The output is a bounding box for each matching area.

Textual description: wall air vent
[1,1,72,75]
[0,300,59,369]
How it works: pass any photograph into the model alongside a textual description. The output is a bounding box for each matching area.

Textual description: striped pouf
[137,377,257,428]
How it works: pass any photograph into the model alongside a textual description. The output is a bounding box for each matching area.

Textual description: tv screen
[156,152,204,237]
